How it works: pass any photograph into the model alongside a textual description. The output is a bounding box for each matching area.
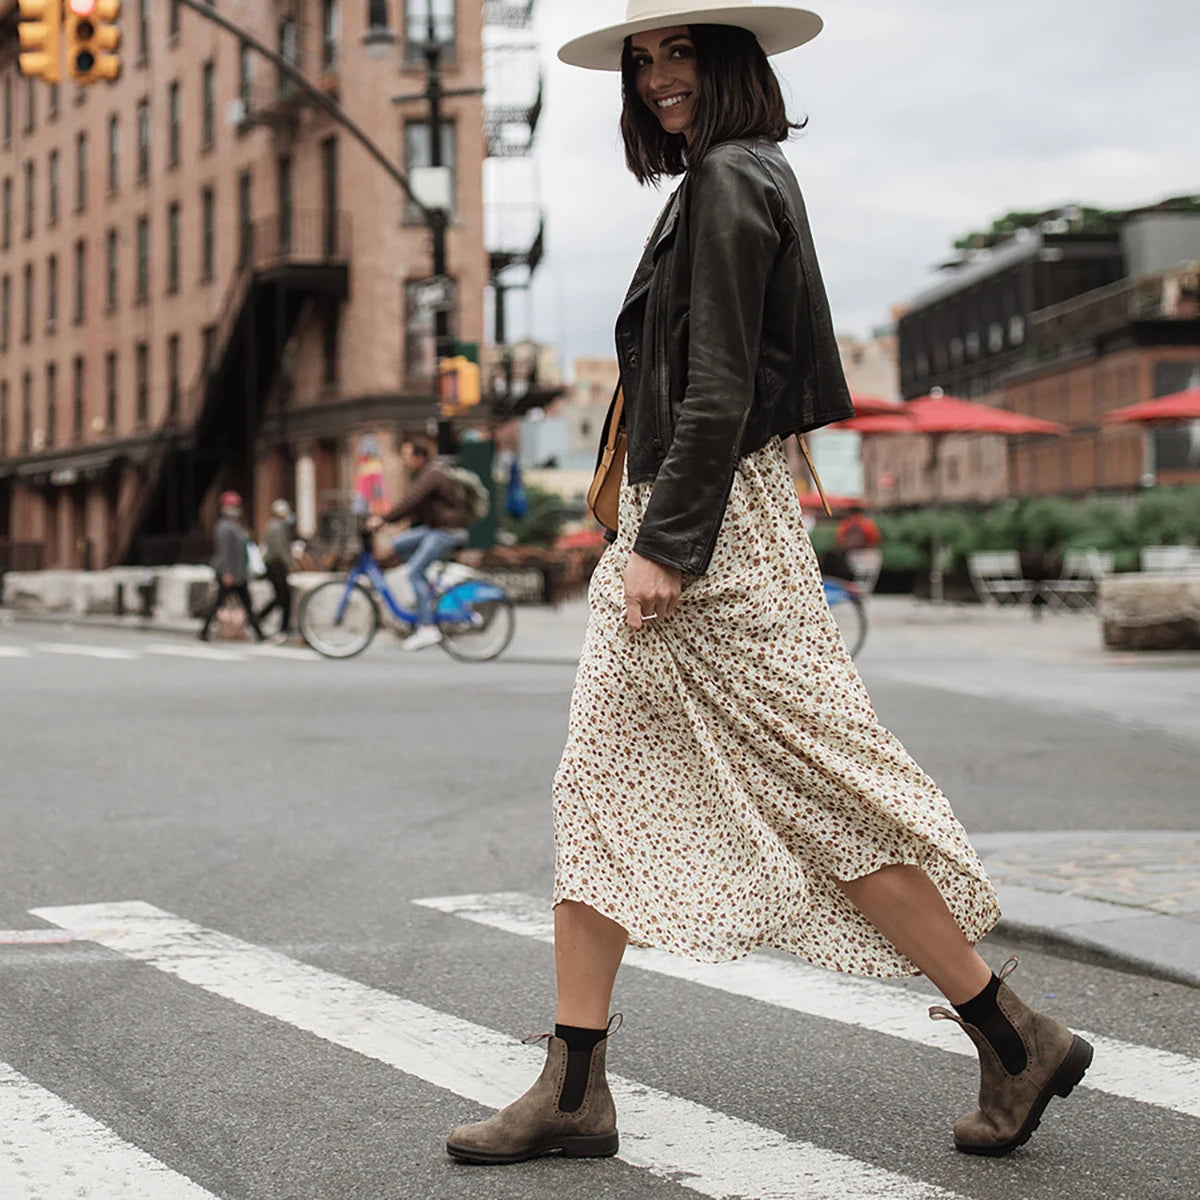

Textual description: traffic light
[438,356,482,417]
[66,0,121,86]
[17,0,62,83]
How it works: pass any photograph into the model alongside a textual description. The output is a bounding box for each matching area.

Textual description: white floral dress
[552,438,1000,978]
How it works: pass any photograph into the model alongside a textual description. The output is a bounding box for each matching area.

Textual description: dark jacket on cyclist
[380,460,469,532]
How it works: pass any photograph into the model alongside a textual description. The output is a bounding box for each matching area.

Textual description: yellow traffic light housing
[17,0,63,84]
[66,0,122,85]
[438,356,482,417]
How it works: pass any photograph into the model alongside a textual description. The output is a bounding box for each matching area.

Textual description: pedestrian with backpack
[366,438,489,652]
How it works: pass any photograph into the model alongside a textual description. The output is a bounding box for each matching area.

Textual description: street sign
[409,275,455,314]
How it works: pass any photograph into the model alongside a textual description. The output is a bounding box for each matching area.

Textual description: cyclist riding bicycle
[366,439,475,652]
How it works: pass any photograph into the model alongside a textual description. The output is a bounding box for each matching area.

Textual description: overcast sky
[491,0,1200,375]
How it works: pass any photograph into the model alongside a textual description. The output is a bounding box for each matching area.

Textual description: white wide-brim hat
[559,0,823,72]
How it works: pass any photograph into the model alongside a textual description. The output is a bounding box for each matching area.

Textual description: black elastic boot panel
[554,1024,608,1114]
[954,974,1028,1076]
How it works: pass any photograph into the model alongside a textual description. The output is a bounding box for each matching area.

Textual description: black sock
[554,1024,607,1113]
[954,974,1028,1075]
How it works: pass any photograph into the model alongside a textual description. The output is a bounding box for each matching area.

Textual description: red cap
[219,490,243,509]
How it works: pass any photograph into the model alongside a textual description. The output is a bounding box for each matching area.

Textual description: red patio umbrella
[796,490,863,513]
[850,394,904,416]
[839,391,1068,601]
[1102,387,1200,426]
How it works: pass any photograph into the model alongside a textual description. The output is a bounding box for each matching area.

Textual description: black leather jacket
[602,137,853,575]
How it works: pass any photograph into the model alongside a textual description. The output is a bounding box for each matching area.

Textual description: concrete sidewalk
[5,594,1197,987]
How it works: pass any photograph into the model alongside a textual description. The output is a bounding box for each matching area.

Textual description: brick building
[0,0,487,570]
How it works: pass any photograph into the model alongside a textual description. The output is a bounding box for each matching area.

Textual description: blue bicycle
[299,528,515,661]
[824,576,868,657]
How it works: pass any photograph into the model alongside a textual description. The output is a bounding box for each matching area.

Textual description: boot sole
[446,1130,619,1166]
[956,1034,1094,1157]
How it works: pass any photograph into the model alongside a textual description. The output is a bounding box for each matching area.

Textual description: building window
[137,0,149,62]
[48,149,59,227]
[201,323,217,374]
[988,322,1004,354]
[278,18,300,86]
[137,99,150,181]
[21,372,32,452]
[2,177,10,250]
[0,380,8,457]
[169,0,182,40]
[108,115,120,192]
[3,76,11,147]
[277,155,293,251]
[322,0,341,71]
[201,60,215,151]
[1,274,9,352]
[403,120,456,222]
[200,185,215,281]
[136,215,149,302]
[167,202,180,294]
[48,82,59,121]
[237,169,252,265]
[24,77,35,134]
[238,42,253,110]
[405,0,455,65]
[135,341,149,426]
[1009,315,1026,346]
[45,362,57,449]
[73,355,85,441]
[965,330,980,359]
[23,159,34,239]
[46,253,57,331]
[167,333,180,420]
[106,228,118,310]
[105,352,117,430]
[168,82,181,165]
[22,262,33,343]
[73,240,86,325]
[75,132,88,212]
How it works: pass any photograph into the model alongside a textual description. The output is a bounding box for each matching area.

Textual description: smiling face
[630,26,700,144]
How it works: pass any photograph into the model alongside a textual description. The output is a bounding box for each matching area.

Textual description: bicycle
[298,528,516,662]
[823,576,868,658]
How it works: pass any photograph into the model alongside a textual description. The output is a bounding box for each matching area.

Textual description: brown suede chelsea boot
[930,959,1093,1156]
[446,1027,619,1165]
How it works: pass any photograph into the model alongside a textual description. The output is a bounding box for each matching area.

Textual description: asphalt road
[1,618,1196,1200]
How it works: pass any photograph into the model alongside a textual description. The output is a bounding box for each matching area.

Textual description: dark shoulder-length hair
[620,25,805,186]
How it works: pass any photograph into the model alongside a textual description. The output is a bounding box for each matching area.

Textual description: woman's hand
[623,552,682,630]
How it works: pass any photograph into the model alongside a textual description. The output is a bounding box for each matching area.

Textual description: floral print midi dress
[552,437,1000,978]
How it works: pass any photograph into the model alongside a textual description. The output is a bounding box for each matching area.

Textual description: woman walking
[448,0,1092,1167]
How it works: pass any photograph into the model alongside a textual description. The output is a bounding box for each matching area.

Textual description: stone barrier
[1100,573,1200,650]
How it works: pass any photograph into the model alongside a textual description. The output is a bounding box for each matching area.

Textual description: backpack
[443,465,491,525]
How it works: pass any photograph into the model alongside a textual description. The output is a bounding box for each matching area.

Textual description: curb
[991,884,1200,990]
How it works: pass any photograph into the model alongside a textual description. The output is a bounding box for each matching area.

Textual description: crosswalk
[2,894,1196,1199]
[0,639,320,664]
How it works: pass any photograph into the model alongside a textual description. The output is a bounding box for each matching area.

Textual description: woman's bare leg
[837,865,993,1005]
[554,900,628,1028]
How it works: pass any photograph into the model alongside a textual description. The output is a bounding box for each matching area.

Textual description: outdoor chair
[846,548,884,595]
[967,551,1036,606]
[1140,545,1200,575]
[1040,549,1115,611]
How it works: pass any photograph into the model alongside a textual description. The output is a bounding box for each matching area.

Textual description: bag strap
[607,387,625,452]
[797,435,834,518]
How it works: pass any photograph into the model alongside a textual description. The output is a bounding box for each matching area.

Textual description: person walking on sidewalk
[257,499,296,643]
[447,2,1092,1170]
[198,491,265,643]
[365,439,472,653]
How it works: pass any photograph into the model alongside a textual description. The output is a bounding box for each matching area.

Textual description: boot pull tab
[929,1005,966,1027]
[998,957,1020,983]
[606,1013,624,1037]
[521,1032,553,1046]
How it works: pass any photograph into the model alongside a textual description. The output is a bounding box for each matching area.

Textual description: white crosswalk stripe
[0,646,33,657]
[0,1061,219,1199]
[414,891,1200,1122]
[146,643,251,662]
[32,900,969,1200]
[32,642,140,660]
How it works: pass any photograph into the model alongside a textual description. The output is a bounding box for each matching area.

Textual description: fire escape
[484,1,558,416]
[115,12,350,565]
